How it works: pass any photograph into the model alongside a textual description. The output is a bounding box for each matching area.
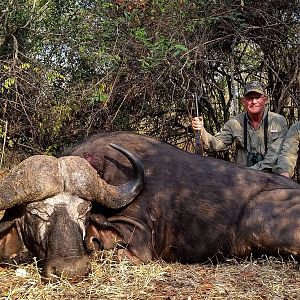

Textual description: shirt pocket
[268,127,281,142]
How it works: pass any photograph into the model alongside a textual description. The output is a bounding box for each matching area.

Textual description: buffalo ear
[0,208,28,264]
[85,214,123,253]
[0,223,26,263]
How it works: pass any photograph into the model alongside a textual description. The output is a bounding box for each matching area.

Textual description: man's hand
[192,116,204,133]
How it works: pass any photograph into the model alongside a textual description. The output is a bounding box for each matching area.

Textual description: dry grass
[0,252,299,300]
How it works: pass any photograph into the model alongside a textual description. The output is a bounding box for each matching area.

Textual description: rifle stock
[195,130,203,155]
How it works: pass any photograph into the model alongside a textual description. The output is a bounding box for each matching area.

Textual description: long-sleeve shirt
[273,121,300,176]
[201,109,288,171]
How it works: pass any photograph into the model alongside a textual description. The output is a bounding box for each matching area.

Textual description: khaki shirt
[201,109,287,171]
[273,121,300,176]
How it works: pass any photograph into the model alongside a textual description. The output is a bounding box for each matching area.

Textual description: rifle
[193,93,203,156]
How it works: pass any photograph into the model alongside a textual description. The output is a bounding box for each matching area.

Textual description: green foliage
[173,44,188,57]
[46,71,66,84]
[131,27,189,70]
[89,83,111,105]
[0,0,299,166]
[1,77,15,94]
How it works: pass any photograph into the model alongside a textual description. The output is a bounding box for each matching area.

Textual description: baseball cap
[243,81,266,96]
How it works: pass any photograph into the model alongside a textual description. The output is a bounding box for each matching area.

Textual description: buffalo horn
[105,143,145,208]
[62,144,145,209]
[0,155,63,210]
[0,145,145,211]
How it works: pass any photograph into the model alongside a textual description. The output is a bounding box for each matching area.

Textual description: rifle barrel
[193,93,203,156]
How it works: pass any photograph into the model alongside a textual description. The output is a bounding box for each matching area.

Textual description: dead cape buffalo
[1,131,300,280]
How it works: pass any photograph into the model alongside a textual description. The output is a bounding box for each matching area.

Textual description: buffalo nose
[43,255,91,281]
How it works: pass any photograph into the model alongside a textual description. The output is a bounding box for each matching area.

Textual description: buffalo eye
[77,201,92,220]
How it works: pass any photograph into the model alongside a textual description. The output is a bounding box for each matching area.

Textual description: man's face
[242,92,267,115]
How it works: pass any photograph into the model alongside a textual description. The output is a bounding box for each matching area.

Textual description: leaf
[174,44,188,52]
[20,63,31,69]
